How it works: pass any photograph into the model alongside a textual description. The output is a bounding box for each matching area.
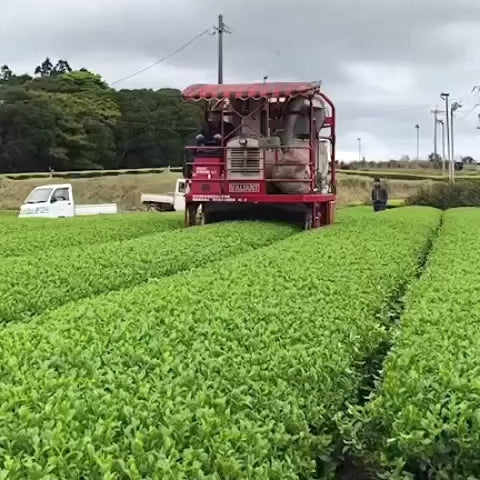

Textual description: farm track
[336,212,444,479]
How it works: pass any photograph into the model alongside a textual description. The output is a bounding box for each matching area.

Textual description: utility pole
[437,119,446,174]
[215,14,231,84]
[415,124,420,160]
[440,93,452,182]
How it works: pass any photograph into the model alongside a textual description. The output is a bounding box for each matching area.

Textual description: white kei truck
[140,178,186,212]
[18,184,118,218]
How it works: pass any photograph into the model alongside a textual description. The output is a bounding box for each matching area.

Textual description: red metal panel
[182,82,322,101]
[191,158,222,195]
[186,193,335,204]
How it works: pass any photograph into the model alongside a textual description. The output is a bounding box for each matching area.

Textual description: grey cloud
[1,0,480,159]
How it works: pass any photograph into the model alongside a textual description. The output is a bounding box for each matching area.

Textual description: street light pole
[437,119,446,174]
[357,137,362,162]
[415,124,420,160]
[431,106,440,159]
[440,93,452,182]
[450,101,462,181]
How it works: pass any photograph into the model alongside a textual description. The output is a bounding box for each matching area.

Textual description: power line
[457,104,480,121]
[341,92,475,122]
[342,103,432,121]
[111,29,211,86]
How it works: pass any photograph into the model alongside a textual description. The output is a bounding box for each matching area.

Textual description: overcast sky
[2,0,480,160]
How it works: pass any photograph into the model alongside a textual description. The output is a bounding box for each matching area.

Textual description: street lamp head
[440,92,450,99]
[415,124,420,129]
[451,101,462,112]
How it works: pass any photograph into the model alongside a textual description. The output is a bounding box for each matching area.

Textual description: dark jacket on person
[371,185,388,203]
[199,121,235,143]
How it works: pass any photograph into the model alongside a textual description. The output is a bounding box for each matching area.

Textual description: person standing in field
[371,177,388,211]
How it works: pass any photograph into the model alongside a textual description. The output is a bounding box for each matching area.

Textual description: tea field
[0,207,478,479]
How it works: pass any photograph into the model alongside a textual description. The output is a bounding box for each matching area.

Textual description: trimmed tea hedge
[0,221,295,323]
[2,167,167,180]
[0,207,440,478]
[338,169,480,182]
[0,212,183,258]
[407,180,480,209]
[347,208,480,479]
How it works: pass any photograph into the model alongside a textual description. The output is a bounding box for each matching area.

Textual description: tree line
[0,58,203,173]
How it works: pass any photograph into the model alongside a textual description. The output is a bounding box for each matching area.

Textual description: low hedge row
[0,207,440,478]
[0,221,295,323]
[346,208,480,478]
[0,212,183,258]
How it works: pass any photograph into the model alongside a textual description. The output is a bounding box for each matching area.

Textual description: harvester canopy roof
[182,81,322,101]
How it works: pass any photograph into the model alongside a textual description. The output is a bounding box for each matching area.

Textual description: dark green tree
[0,91,56,172]
[1,65,12,81]
[34,57,54,77]
[52,59,72,76]
[0,63,203,173]
[114,88,201,168]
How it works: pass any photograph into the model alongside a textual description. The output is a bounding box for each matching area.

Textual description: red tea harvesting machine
[182,81,336,230]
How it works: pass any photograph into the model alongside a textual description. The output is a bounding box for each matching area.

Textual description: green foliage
[0,95,56,172]
[407,180,480,209]
[34,57,72,78]
[34,57,54,77]
[0,61,202,173]
[2,167,166,180]
[1,64,13,81]
[339,169,446,181]
[340,169,480,182]
[0,221,295,323]
[345,209,480,478]
[0,207,439,478]
[114,88,202,168]
[0,212,183,257]
[41,88,121,170]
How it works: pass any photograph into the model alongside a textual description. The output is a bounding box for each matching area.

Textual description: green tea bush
[0,207,440,478]
[0,212,183,258]
[0,222,295,323]
[346,208,480,479]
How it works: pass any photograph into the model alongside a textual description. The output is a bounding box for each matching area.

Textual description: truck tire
[146,203,158,212]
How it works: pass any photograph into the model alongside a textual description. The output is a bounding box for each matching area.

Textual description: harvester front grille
[228,148,263,179]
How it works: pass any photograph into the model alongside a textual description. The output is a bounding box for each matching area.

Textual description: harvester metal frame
[182,81,336,229]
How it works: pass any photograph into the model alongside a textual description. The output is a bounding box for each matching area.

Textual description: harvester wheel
[187,204,198,226]
[303,210,313,230]
[198,204,213,225]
